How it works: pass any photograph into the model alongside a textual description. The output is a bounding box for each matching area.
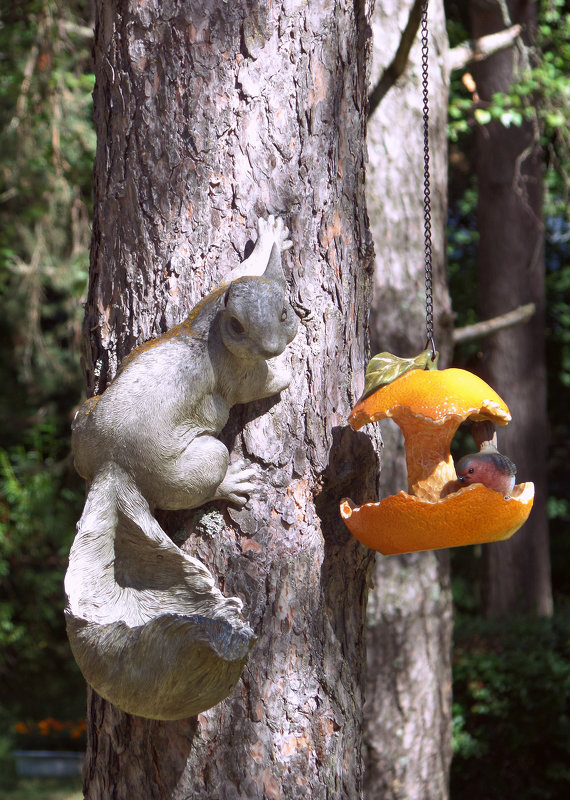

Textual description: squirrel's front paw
[258,215,293,252]
[215,460,258,506]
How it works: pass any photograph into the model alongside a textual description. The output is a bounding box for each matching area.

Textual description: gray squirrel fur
[65,216,297,720]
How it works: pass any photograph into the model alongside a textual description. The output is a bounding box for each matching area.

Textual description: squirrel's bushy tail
[64,464,255,720]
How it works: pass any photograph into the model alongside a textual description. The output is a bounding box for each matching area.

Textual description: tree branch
[453,303,535,344]
[448,24,522,72]
[8,37,41,133]
[60,20,94,39]
[368,0,423,118]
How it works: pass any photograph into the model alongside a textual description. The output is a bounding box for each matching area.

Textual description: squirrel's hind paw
[215,460,258,506]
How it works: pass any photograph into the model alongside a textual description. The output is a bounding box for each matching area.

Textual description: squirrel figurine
[65,216,298,720]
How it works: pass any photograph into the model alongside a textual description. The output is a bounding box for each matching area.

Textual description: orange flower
[70,719,87,739]
[13,722,30,734]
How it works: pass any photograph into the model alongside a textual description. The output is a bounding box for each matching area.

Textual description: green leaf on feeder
[361,348,439,400]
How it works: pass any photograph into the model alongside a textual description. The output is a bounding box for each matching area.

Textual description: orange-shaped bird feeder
[341,366,534,555]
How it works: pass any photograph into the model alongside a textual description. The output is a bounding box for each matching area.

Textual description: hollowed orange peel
[340,368,534,555]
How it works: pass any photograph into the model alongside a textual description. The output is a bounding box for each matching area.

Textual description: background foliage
[0,0,569,797]
[452,614,570,800]
[446,0,570,795]
[0,0,93,754]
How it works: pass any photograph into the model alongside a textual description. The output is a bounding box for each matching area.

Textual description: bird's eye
[281,307,287,321]
[230,316,245,335]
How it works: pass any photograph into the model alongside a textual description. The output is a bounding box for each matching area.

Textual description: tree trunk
[363,1,453,798]
[81,0,380,797]
[470,0,552,617]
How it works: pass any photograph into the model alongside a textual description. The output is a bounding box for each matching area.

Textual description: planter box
[12,750,84,778]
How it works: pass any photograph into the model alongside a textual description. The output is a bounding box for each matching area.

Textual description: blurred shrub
[451,613,570,799]
[0,424,85,728]
[0,0,93,734]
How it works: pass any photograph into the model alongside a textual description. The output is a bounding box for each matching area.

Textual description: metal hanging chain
[421,0,436,359]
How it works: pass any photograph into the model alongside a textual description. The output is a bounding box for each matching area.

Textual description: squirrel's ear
[263,243,285,283]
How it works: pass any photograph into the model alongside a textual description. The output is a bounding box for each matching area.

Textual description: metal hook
[425,335,437,362]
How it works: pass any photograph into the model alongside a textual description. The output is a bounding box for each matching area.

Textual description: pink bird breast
[455,451,516,497]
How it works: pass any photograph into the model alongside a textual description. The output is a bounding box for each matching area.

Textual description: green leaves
[452,615,570,799]
[0,2,92,730]
[0,1,93,413]
[473,108,492,126]
[0,424,85,726]
[361,348,439,400]
[448,0,570,154]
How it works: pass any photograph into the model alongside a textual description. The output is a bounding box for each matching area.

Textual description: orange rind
[342,368,534,554]
[340,483,534,555]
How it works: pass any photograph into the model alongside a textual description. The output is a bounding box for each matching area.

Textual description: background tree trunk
[81,0,381,797]
[363,1,454,798]
[470,0,552,617]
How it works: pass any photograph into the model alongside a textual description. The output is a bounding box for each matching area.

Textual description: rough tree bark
[80,0,381,797]
[470,0,552,617]
[363,1,454,798]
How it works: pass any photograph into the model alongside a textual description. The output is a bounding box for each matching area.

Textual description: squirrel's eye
[229,316,245,335]
[281,307,287,321]
[468,467,474,474]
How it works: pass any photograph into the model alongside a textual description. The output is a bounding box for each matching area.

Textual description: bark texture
[470,0,552,617]
[363,1,453,798]
[82,0,380,797]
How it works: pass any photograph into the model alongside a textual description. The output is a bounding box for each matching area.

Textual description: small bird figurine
[455,420,517,498]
